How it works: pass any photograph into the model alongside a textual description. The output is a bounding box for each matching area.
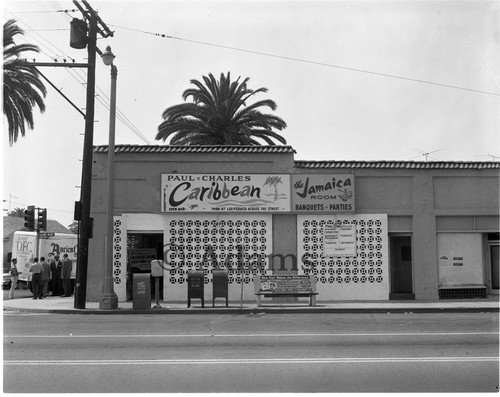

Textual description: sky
[2,0,500,227]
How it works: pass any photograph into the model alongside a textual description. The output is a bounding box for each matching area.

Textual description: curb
[4,305,499,315]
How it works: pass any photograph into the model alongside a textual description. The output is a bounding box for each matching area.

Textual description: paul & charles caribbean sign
[161,174,290,212]
[292,174,355,212]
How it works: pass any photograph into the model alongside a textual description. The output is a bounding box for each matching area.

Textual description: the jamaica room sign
[292,174,355,212]
[161,174,291,212]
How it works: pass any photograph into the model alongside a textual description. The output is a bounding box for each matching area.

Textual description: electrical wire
[9,12,499,97]
[24,29,70,31]
[110,23,500,97]
[4,9,80,14]
[7,12,152,145]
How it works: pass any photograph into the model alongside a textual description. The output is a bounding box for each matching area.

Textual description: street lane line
[3,357,498,366]
[3,332,498,338]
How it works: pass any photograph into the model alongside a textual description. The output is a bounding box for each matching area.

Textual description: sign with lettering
[161,174,290,212]
[292,174,354,212]
[39,232,55,239]
[437,233,484,287]
[255,275,316,293]
[324,224,356,257]
[137,281,146,295]
[129,248,156,271]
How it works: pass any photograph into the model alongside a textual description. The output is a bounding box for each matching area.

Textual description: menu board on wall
[292,174,355,212]
[161,174,290,212]
[128,248,156,271]
[323,224,356,257]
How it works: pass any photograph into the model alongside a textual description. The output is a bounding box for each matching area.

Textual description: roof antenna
[474,154,500,161]
[409,148,441,161]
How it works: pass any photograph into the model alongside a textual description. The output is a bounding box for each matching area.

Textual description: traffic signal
[37,208,47,231]
[24,206,35,231]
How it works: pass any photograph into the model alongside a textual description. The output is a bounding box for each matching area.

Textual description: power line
[9,13,152,144]
[7,8,500,97]
[24,29,70,31]
[10,13,77,62]
[110,23,500,98]
[4,9,80,14]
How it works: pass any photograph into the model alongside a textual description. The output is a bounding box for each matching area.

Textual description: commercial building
[85,145,499,303]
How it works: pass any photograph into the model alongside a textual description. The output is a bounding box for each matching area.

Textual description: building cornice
[93,144,297,154]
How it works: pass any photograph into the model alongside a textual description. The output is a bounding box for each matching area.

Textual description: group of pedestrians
[8,254,73,300]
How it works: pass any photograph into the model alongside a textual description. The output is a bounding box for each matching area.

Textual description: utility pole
[72,0,113,309]
[25,0,112,308]
[73,7,97,309]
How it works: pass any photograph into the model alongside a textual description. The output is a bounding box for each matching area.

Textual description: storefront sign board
[161,174,290,212]
[292,174,354,212]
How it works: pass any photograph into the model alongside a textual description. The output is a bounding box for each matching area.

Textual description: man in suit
[40,256,51,298]
[50,255,63,296]
[47,253,55,294]
[61,254,73,297]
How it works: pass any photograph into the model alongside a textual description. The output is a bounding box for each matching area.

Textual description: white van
[11,231,78,288]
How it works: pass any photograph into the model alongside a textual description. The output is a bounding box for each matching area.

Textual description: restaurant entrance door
[126,233,164,301]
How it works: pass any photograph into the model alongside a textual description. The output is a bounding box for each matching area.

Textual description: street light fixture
[101,45,115,66]
[99,45,118,309]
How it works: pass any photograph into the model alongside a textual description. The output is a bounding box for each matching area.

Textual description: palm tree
[7,207,25,218]
[3,19,47,145]
[156,72,287,145]
[68,221,79,234]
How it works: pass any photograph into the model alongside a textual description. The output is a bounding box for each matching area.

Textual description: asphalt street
[3,311,499,393]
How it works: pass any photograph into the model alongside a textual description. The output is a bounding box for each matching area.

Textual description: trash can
[187,270,205,308]
[212,269,228,307]
[132,273,151,310]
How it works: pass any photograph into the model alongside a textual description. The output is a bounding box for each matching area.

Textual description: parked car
[2,272,11,289]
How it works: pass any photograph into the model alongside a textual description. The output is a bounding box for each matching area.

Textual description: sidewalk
[3,293,499,314]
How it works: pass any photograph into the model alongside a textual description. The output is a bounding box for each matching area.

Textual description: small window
[401,245,412,261]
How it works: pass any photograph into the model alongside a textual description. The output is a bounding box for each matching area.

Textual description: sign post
[151,259,164,308]
[39,232,55,239]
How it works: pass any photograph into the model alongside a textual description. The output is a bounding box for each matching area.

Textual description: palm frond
[157,72,287,146]
[3,19,46,145]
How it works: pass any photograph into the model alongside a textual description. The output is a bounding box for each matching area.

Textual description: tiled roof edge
[93,145,296,154]
[294,160,500,169]
[91,146,499,169]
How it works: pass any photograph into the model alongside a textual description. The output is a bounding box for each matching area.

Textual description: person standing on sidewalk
[29,258,43,299]
[50,255,63,296]
[61,254,72,297]
[40,257,51,298]
[8,258,19,299]
[47,253,55,294]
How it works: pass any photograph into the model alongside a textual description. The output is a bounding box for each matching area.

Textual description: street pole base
[153,304,162,309]
[99,293,118,309]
